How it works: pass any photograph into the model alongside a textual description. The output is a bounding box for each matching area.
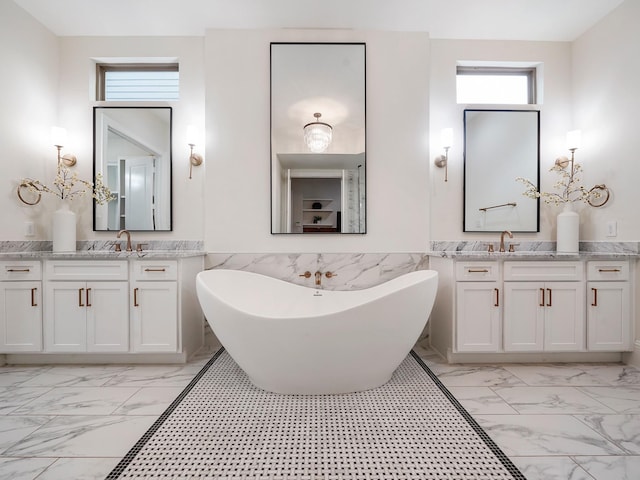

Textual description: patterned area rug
[107,349,524,479]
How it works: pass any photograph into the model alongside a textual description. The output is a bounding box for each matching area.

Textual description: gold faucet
[117,229,132,252]
[499,230,513,252]
[314,271,323,286]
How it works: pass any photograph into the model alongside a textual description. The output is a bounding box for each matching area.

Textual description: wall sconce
[434,128,453,182]
[554,129,611,207]
[186,125,203,179]
[51,127,77,167]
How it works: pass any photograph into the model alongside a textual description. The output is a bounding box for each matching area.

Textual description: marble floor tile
[0,416,52,453]
[103,364,202,388]
[510,456,592,480]
[113,386,185,415]
[576,414,640,454]
[0,457,56,480]
[579,364,640,386]
[0,387,51,415]
[573,455,640,480]
[429,364,527,387]
[36,457,121,480]
[504,364,612,386]
[3,415,156,457]
[0,366,51,387]
[445,386,519,414]
[19,365,129,388]
[578,385,640,413]
[11,387,140,416]
[474,414,624,456]
[493,386,616,414]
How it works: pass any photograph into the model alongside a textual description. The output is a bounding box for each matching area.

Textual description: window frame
[95,63,179,101]
[456,66,537,105]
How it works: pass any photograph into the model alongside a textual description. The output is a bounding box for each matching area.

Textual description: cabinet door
[455,282,500,352]
[131,281,178,352]
[86,282,129,352]
[503,282,544,351]
[45,282,87,352]
[588,281,631,351]
[0,282,42,352]
[544,282,585,351]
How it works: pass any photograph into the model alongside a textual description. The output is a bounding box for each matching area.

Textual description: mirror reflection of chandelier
[303,112,332,153]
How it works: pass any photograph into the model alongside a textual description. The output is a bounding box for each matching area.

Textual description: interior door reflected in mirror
[93,107,172,231]
[463,109,540,232]
[271,43,366,234]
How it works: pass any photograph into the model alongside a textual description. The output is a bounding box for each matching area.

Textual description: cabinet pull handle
[468,269,489,273]
[598,268,621,273]
[144,268,166,272]
[494,288,499,307]
[540,288,545,307]
[78,288,85,307]
[592,287,598,307]
[7,268,30,272]
[86,288,91,307]
[133,288,139,307]
[546,288,552,307]
[31,287,37,307]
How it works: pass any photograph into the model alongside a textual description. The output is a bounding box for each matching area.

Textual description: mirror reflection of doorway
[291,178,341,233]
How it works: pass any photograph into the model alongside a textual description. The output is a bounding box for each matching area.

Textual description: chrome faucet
[499,230,513,252]
[117,229,132,252]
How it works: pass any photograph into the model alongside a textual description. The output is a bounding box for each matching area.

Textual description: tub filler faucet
[315,271,323,286]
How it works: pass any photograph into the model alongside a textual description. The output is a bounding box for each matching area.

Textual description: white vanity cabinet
[587,261,632,351]
[44,261,129,352]
[503,262,585,352]
[130,260,178,352]
[455,262,501,352]
[0,261,42,352]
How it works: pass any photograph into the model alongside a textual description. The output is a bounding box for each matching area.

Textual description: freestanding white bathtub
[196,269,438,394]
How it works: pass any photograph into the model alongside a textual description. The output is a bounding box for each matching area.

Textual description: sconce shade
[303,112,332,153]
[440,128,453,149]
[51,126,67,147]
[566,129,582,150]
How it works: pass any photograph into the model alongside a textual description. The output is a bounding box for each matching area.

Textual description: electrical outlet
[24,221,35,237]
[606,220,617,237]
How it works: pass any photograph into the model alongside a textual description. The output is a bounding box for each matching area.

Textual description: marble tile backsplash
[0,240,203,252]
[430,240,639,254]
[206,253,429,290]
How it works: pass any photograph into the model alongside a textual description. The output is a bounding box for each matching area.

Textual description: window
[96,63,179,101]
[456,66,536,104]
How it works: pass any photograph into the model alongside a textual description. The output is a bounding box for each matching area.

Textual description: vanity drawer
[45,260,128,281]
[455,262,499,281]
[132,260,178,281]
[587,261,629,281]
[0,261,41,281]
[504,261,583,281]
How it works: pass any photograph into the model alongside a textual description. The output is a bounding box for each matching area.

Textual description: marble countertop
[426,250,639,260]
[0,250,206,260]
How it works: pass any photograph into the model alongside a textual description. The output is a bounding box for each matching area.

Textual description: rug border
[107,348,525,480]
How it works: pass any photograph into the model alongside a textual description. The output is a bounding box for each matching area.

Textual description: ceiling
[13,0,624,41]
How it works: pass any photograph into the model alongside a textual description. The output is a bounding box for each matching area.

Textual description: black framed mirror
[270,42,366,234]
[93,106,172,231]
[463,109,540,232]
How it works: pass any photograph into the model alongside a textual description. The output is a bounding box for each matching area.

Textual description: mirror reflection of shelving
[302,198,336,232]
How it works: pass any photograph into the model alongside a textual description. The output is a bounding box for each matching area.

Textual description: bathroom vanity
[428,251,636,363]
[0,251,204,363]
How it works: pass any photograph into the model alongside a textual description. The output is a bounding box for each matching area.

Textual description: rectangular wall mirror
[271,43,366,234]
[93,107,172,231]
[463,109,540,232]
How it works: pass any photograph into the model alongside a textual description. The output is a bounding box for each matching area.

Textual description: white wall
[0,0,58,240]
[204,29,431,253]
[429,40,573,242]
[572,0,640,241]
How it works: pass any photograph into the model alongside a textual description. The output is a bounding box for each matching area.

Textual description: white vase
[556,203,579,253]
[52,201,76,252]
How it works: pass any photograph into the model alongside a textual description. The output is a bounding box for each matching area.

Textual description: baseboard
[447,350,624,364]
[622,341,640,367]
[4,352,189,365]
